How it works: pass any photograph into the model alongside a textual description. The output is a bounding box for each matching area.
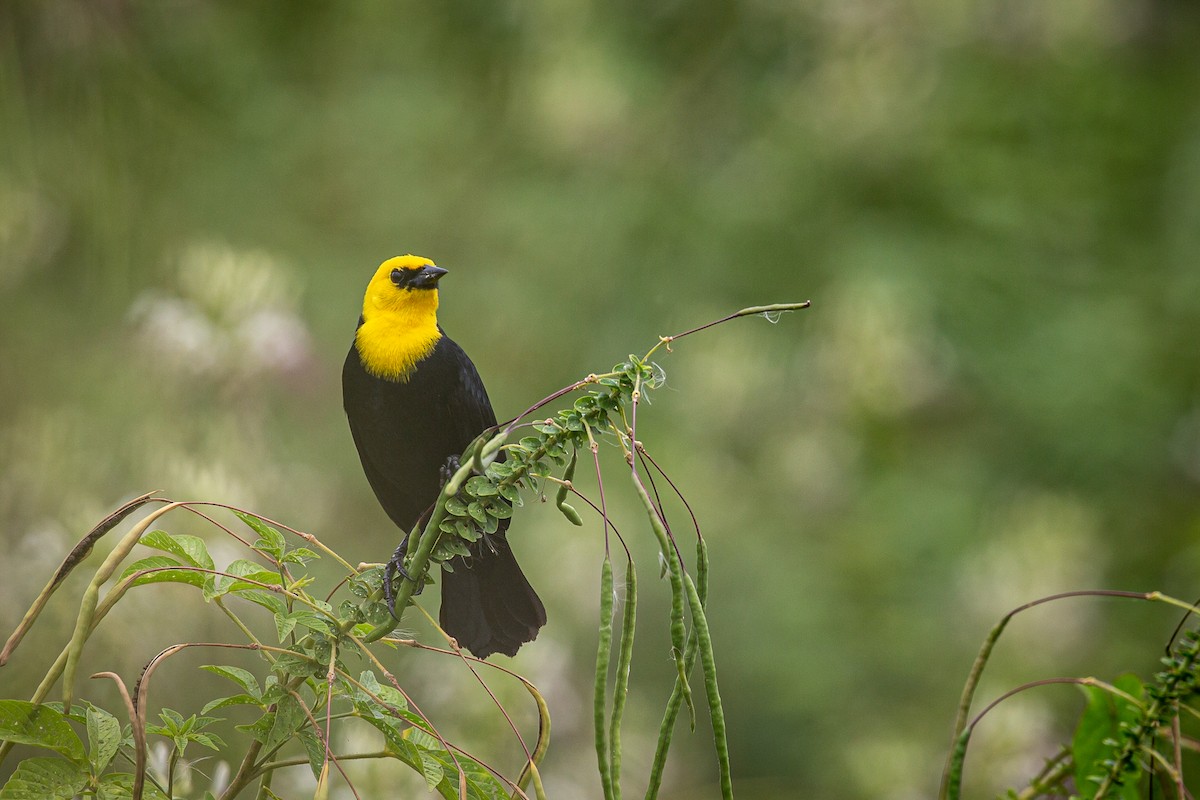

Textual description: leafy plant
[943,591,1200,799]
[0,303,808,799]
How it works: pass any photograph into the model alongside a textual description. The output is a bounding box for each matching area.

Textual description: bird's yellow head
[355,255,448,381]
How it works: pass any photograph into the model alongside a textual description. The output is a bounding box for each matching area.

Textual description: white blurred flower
[130,291,223,374]
[236,308,313,375]
[129,241,312,379]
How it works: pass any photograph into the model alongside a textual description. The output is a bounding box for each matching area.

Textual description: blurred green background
[3,1,1200,797]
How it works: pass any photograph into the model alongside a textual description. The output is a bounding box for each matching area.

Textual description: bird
[342,254,546,658]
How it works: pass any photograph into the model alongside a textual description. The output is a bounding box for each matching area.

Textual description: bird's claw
[439,455,461,489]
[383,536,423,618]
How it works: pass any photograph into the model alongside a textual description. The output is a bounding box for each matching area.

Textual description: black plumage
[343,276,545,658]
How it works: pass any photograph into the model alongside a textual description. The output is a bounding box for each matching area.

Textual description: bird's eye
[390,269,405,286]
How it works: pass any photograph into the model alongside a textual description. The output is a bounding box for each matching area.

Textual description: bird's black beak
[411,265,448,289]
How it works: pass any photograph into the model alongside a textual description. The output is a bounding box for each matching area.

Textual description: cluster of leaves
[1,306,806,799]
[945,596,1200,800]
[1071,626,1200,798]
[0,700,149,799]
[0,351,706,800]
[0,508,527,800]
[415,357,658,576]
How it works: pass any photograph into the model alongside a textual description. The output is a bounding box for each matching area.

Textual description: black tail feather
[439,538,546,658]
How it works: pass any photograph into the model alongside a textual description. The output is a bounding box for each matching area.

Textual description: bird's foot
[383,536,423,618]
[439,455,461,489]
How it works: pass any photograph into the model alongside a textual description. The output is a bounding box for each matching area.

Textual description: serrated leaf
[0,702,86,763]
[0,757,88,799]
[139,530,214,570]
[200,665,261,697]
[86,705,121,775]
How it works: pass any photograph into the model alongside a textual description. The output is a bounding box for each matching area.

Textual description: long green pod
[62,502,185,710]
[631,476,688,695]
[645,540,716,799]
[1,492,156,666]
[555,447,583,526]
[608,560,636,799]
[594,556,616,800]
[680,568,731,800]
[513,676,552,798]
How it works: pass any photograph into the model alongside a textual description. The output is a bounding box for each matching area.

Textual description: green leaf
[0,757,88,799]
[496,483,521,504]
[444,498,468,517]
[485,461,513,479]
[118,556,206,588]
[189,732,224,751]
[96,771,171,799]
[201,694,263,714]
[464,476,498,497]
[236,713,274,744]
[275,611,334,641]
[466,502,487,525]
[416,748,444,790]
[455,520,481,543]
[297,729,326,779]
[199,665,261,698]
[0,701,86,763]
[263,694,307,755]
[274,651,317,680]
[282,547,319,565]
[489,502,512,520]
[86,705,121,774]
[207,559,283,602]
[139,530,214,570]
[237,590,289,615]
[441,538,471,558]
[234,511,287,557]
[362,714,408,754]
[1073,675,1144,799]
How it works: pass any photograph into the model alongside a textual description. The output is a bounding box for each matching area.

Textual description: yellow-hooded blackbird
[342,255,546,658]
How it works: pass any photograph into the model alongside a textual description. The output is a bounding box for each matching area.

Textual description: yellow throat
[354,255,443,382]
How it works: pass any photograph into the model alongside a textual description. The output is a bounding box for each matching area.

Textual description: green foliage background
[1,2,1199,797]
